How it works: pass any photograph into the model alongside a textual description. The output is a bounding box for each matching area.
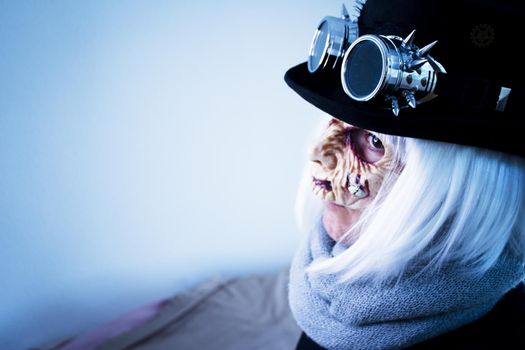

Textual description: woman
[284,0,525,348]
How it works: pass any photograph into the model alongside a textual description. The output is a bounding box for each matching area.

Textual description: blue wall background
[0,1,341,348]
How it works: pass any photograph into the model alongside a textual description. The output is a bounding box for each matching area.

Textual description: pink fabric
[60,298,170,350]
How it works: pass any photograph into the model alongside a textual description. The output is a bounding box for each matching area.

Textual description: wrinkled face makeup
[309,118,396,241]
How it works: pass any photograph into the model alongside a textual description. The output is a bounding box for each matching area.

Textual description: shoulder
[407,282,525,349]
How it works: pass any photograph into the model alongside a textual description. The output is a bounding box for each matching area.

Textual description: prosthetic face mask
[309,118,396,211]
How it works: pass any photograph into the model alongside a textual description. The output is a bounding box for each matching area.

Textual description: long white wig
[296,114,525,284]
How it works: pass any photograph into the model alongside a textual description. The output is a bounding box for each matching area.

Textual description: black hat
[284,0,525,158]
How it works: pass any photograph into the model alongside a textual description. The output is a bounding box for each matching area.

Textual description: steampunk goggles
[307,5,446,116]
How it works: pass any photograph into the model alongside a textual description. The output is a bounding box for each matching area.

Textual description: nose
[309,143,338,170]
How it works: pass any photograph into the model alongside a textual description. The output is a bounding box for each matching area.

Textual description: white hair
[296,114,525,285]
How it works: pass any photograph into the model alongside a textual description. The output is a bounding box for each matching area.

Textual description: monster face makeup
[309,118,395,210]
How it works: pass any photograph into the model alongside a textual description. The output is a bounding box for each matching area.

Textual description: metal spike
[341,4,350,19]
[402,30,416,48]
[402,91,417,108]
[417,40,438,57]
[426,56,447,74]
[408,58,428,71]
[390,96,400,116]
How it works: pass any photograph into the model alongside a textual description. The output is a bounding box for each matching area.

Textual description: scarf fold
[289,220,525,350]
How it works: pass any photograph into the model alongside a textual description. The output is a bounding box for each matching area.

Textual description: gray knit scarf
[289,220,525,350]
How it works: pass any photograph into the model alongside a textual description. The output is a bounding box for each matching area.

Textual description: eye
[349,129,385,163]
[367,133,384,150]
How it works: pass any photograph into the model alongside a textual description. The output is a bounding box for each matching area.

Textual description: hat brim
[285,62,525,158]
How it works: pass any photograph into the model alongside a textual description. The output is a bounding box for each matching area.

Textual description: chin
[322,208,355,242]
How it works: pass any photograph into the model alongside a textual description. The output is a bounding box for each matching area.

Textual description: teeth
[312,183,337,202]
[348,184,368,198]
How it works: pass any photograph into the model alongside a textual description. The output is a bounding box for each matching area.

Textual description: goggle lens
[343,40,384,100]
[308,22,330,73]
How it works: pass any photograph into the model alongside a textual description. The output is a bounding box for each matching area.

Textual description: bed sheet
[35,266,301,350]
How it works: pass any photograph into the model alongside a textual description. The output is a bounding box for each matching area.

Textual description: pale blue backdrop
[0,1,342,348]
